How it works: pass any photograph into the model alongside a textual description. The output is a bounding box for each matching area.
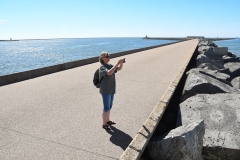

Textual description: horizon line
[0,36,238,41]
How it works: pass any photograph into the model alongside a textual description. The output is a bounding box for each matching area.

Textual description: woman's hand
[118,58,125,64]
[117,58,125,71]
[107,58,125,75]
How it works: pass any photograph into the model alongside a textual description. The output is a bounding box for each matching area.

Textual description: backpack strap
[99,66,107,84]
[99,74,105,83]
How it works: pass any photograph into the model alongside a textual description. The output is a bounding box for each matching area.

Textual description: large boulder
[201,47,223,60]
[198,46,212,52]
[196,47,225,68]
[223,57,240,63]
[148,120,205,160]
[196,54,224,69]
[182,69,237,101]
[227,52,237,58]
[213,47,228,56]
[231,77,240,90]
[224,62,240,80]
[218,68,232,76]
[177,94,240,160]
[197,63,222,70]
[198,40,209,47]
[198,40,218,47]
[192,68,230,81]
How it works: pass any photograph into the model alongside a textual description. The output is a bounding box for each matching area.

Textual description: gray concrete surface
[0,39,198,160]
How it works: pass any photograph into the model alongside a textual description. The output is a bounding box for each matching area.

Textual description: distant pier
[143,36,235,41]
[0,39,19,42]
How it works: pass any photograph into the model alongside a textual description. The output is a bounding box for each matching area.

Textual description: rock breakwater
[147,39,240,160]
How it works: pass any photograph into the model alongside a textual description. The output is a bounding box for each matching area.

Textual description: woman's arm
[107,58,125,76]
[116,63,123,71]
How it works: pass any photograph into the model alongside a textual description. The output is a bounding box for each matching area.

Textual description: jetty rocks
[148,40,240,160]
[178,94,240,160]
[148,120,205,160]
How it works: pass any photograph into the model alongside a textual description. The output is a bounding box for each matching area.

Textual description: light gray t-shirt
[99,63,117,94]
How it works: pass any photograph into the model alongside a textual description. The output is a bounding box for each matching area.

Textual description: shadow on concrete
[106,126,132,151]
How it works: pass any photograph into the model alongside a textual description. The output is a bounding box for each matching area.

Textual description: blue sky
[1,0,240,40]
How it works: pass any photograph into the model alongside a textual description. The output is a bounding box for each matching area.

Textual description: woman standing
[99,51,125,130]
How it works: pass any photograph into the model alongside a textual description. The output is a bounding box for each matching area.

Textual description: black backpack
[93,68,105,88]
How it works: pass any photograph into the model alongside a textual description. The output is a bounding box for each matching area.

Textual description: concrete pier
[0,39,198,159]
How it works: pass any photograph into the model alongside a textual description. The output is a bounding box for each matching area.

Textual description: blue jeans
[101,93,114,112]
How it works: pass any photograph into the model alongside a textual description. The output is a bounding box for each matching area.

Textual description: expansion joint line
[129,145,142,153]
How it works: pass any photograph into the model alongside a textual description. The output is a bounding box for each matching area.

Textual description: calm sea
[1,38,239,76]
[0,38,177,76]
[214,38,240,57]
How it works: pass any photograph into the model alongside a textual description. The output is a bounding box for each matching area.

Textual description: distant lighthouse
[143,35,148,39]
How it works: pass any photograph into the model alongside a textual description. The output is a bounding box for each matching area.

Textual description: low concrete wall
[0,41,181,87]
[120,42,198,160]
[119,69,185,160]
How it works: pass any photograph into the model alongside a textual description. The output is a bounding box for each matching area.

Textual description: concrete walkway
[0,39,198,160]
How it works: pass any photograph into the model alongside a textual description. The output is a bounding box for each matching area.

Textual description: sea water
[214,38,240,57]
[0,38,176,76]
[1,38,239,76]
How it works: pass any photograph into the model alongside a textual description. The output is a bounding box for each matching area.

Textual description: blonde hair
[99,51,109,63]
